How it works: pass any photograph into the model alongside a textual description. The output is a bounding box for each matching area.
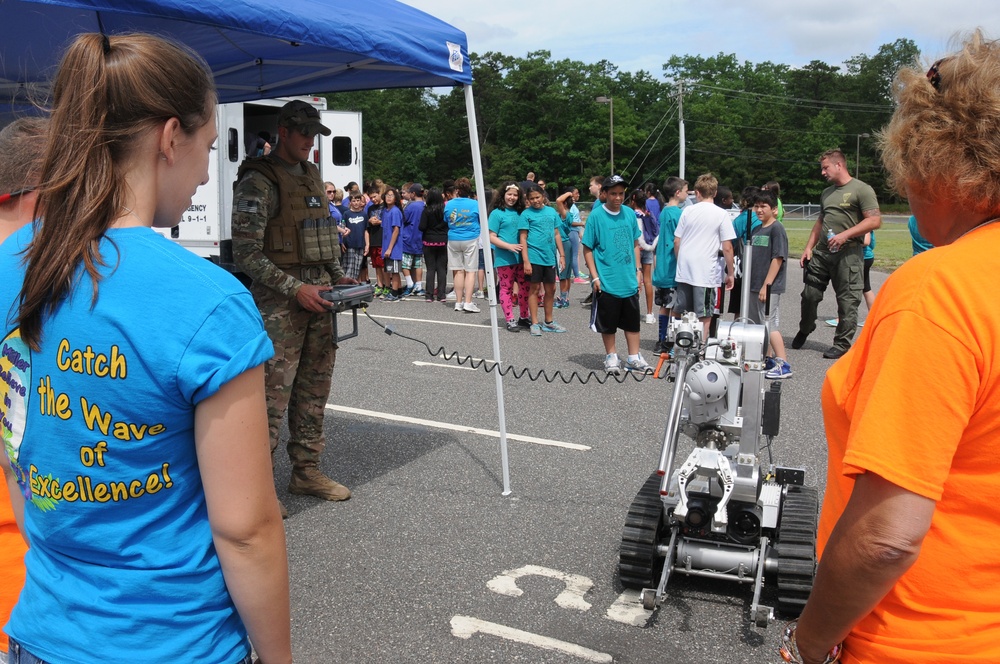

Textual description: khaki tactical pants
[798,244,863,352]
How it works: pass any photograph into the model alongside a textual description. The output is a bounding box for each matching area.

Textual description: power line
[688,81,893,111]
[687,146,820,166]
[694,87,891,115]
[622,106,677,183]
[686,82,893,115]
[685,118,856,137]
[618,101,677,178]
[642,145,680,182]
[632,117,675,182]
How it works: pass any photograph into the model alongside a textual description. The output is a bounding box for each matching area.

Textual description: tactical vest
[236,155,339,268]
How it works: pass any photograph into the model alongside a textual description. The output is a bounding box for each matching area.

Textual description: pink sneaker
[573,277,589,284]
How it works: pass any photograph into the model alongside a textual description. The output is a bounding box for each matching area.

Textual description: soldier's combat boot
[288,467,351,501]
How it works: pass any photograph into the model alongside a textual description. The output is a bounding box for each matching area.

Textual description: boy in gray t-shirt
[749,189,792,379]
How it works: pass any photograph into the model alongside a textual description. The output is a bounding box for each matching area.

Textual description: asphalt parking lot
[274,262,888,663]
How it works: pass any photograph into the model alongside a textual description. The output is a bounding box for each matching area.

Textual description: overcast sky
[405,0,1000,75]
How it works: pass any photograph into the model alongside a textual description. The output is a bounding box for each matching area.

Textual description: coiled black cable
[361,308,661,384]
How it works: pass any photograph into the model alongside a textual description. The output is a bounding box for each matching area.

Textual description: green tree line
[326,39,918,202]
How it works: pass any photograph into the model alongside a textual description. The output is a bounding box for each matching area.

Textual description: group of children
[328,172,792,379]
[487,182,572,335]
[330,181,429,301]
[647,173,792,380]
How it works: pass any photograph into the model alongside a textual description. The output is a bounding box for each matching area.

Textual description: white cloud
[404,0,1000,74]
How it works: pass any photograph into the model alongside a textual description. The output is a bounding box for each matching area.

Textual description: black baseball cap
[601,174,627,190]
[277,100,331,136]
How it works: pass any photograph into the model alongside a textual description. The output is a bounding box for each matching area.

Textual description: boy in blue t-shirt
[401,184,425,297]
[340,192,368,280]
[651,176,688,355]
[519,185,566,335]
[582,175,651,374]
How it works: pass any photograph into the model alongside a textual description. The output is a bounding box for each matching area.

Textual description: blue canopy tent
[1,0,471,101]
[0,0,513,494]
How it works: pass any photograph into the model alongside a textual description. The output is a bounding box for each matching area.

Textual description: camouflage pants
[798,245,863,352]
[252,279,337,470]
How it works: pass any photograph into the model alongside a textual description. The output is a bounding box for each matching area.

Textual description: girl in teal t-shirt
[518,186,566,334]
[488,183,528,330]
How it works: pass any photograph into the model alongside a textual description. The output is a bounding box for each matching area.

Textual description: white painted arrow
[605,590,653,627]
[487,564,594,611]
[450,616,613,662]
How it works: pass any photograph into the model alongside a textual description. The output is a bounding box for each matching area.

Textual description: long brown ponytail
[17,32,214,350]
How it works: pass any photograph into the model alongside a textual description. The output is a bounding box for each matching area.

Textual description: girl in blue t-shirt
[381,187,405,300]
[0,33,290,664]
[553,190,577,308]
[631,189,659,324]
[488,182,528,331]
[518,186,567,335]
[863,230,876,314]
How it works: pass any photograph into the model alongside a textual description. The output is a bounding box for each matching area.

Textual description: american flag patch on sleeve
[236,200,258,214]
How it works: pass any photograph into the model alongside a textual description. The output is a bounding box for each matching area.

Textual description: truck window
[228,128,239,163]
[331,136,352,166]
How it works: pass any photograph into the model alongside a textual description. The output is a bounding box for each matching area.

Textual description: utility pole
[855,132,870,177]
[596,95,614,173]
[678,80,686,181]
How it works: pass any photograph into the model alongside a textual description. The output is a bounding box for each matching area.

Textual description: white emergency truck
[157,96,362,272]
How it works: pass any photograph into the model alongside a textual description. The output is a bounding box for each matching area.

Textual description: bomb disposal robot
[618,222,819,627]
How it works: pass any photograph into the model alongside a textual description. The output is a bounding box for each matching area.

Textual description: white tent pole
[464,83,512,496]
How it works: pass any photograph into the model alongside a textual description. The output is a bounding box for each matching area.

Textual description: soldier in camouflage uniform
[232,100,357,516]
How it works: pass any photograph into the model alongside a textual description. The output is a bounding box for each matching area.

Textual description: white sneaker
[644,313,656,325]
[446,290,457,301]
[604,353,621,375]
[463,301,481,313]
[624,355,653,374]
[455,303,464,312]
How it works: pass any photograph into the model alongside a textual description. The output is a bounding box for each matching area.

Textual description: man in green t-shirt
[791,149,881,359]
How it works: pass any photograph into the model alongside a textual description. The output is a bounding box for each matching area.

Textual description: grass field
[782,218,912,273]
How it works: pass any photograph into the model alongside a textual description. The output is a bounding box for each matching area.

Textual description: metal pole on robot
[656,352,696,492]
[739,208,754,322]
[736,206,768,458]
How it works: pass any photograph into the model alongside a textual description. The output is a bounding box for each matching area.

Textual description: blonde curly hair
[880,29,1000,215]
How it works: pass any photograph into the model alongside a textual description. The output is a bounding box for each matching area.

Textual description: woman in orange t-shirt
[782,30,1000,664]
[1,475,28,660]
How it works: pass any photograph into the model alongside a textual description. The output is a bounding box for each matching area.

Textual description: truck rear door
[318,110,362,188]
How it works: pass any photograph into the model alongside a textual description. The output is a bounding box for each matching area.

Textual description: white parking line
[351,310,491,329]
[450,615,613,663]
[326,405,590,451]
[427,351,497,368]
[412,361,476,371]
